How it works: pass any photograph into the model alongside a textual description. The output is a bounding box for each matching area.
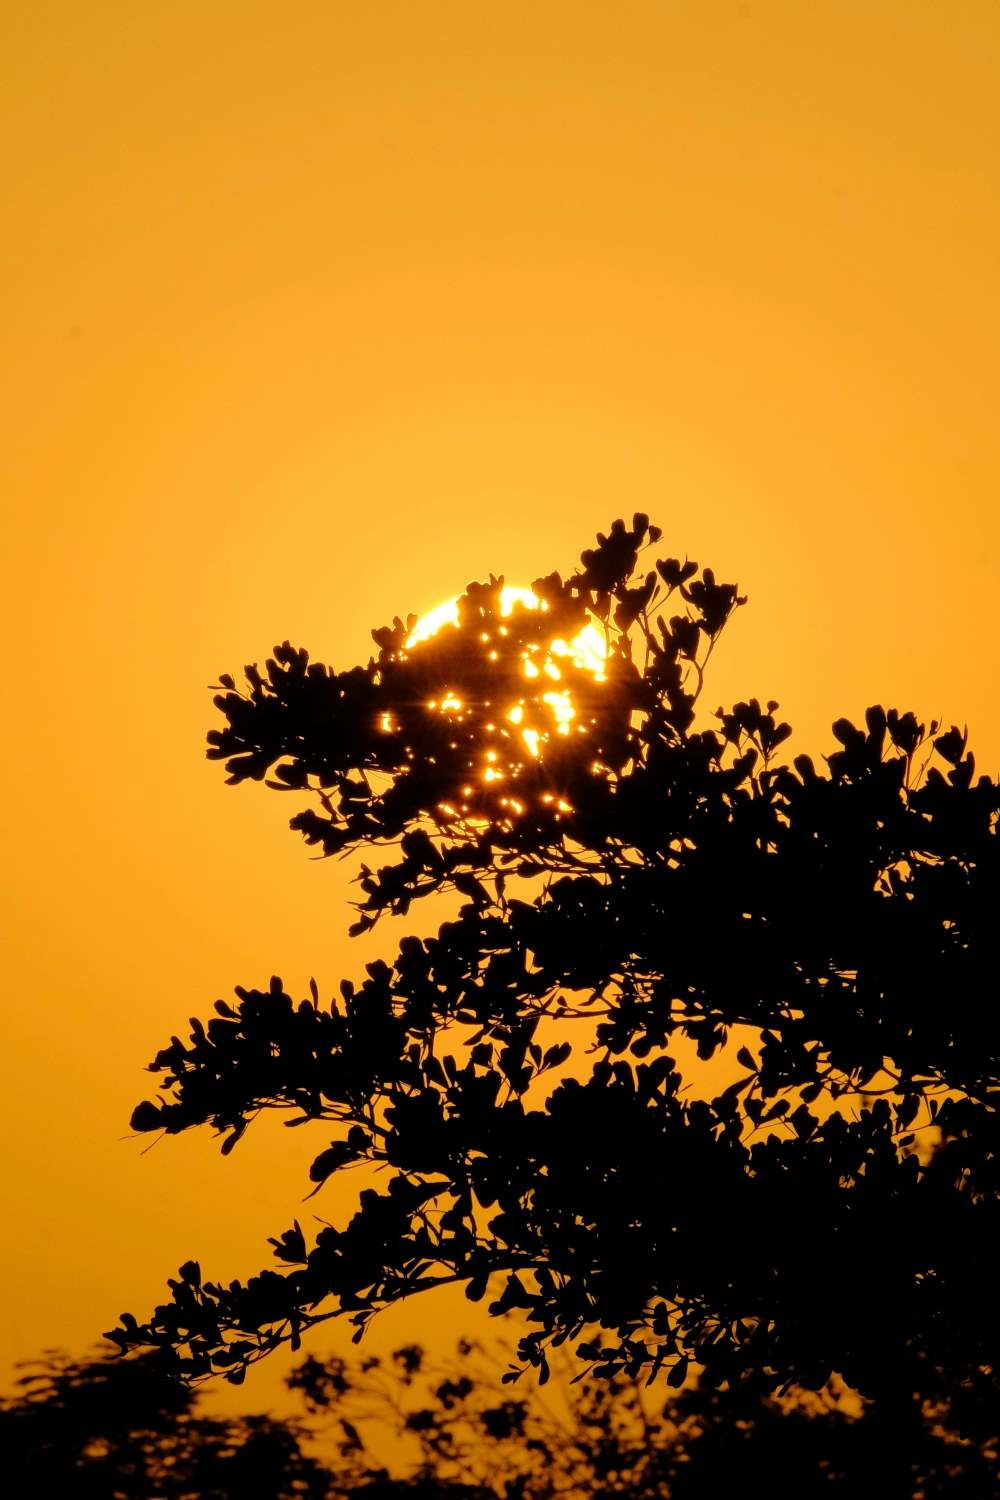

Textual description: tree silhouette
[289,1336,1000,1498]
[0,1349,330,1499]
[112,517,999,1443]
[6,1339,997,1497]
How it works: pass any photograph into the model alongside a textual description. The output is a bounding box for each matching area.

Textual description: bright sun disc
[406,585,539,647]
[402,586,607,789]
[406,584,606,682]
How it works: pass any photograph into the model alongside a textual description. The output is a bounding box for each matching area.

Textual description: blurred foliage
[289,1335,1000,1499]
[4,1340,998,1497]
[111,517,999,1435]
[0,1350,329,1499]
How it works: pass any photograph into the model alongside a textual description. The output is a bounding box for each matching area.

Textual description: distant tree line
[3,1338,997,1497]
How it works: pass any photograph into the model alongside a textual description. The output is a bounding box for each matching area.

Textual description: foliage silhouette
[290,1336,1000,1499]
[113,516,999,1423]
[5,1340,998,1497]
[0,1350,330,1499]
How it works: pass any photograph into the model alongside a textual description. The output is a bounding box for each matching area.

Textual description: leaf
[178,1259,201,1288]
[130,1101,162,1133]
[897,1094,920,1128]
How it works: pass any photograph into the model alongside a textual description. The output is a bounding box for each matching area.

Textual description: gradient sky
[4,0,999,1417]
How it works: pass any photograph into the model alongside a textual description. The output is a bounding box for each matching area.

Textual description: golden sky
[3,0,999,1416]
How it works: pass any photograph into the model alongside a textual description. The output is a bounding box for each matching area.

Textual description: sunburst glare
[398,584,609,820]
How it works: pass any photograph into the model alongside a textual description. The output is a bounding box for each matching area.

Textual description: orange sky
[3,0,999,1418]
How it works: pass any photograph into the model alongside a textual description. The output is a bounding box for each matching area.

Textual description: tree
[112,516,999,1437]
[7,1339,997,1497]
[0,1349,331,1499]
[289,1336,1000,1499]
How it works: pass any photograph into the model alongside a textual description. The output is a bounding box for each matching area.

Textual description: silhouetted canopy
[113,517,999,1429]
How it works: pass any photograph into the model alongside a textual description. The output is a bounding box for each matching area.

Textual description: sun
[397,583,610,823]
[407,584,605,678]
[406,583,607,758]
